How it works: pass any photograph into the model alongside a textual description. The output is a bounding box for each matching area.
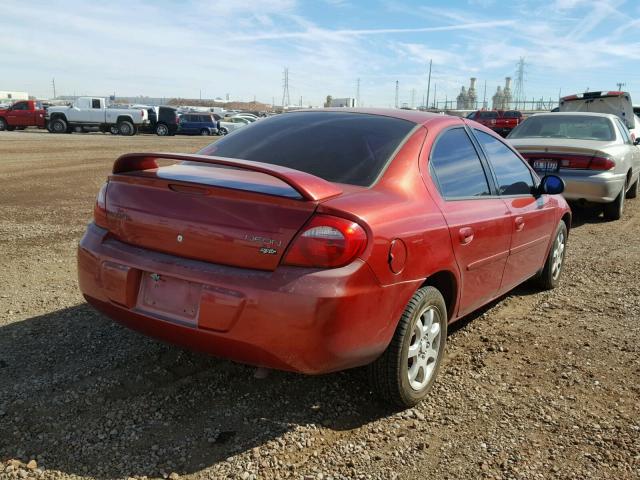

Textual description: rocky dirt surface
[0,130,638,480]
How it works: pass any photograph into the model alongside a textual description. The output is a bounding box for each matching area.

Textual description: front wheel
[118,120,135,136]
[50,118,67,134]
[0,118,7,131]
[534,221,567,290]
[368,286,447,407]
[603,188,625,221]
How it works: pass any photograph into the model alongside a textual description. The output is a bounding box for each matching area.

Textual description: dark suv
[177,113,218,136]
[137,106,180,136]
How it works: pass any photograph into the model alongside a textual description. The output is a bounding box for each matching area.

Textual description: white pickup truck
[46,97,149,135]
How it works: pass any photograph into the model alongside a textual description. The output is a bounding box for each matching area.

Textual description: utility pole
[410,89,416,109]
[356,78,361,107]
[281,67,290,108]
[199,89,202,101]
[299,96,303,107]
[616,82,626,91]
[425,59,432,110]
[394,80,399,108]
[432,84,437,109]
[51,78,56,99]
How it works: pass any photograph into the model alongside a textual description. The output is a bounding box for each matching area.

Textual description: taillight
[176,116,180,124]
[558,155,615,170]
[140,109,145,117]
[282,215,367,268]
[94,182,108,228]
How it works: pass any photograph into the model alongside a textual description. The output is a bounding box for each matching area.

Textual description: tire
[626,177,638,199]
[156,123,169,136]
[118,120,134,136]
[0,118,6,131]
[218,127,228,136]
[603,188,625,221]
[109,125,120,135]
[50,118,67,134]
[534,221,567,290]
[368,286,447,408]
[200,128,210,136]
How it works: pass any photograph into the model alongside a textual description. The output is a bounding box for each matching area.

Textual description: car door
[613,117,640,184]
[8,101,28,126]
[471,128,556,292]
[426,126,512,316]
[181,115,195,134]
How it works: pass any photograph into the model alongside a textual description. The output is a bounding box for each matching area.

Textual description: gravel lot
[0,130,638,480]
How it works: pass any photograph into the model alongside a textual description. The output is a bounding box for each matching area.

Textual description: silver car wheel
[551,230,565,280]
[407,306,441,391]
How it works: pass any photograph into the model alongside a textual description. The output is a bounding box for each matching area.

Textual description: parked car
[46,97,149,135]
[0,100,47,131]
[176,113,218,135]
[78,109,570,407]
[559,91,636,134]
[508,112,640,220]
[217,116,250,135]
[136,106,180,136]
[467,110,523,136]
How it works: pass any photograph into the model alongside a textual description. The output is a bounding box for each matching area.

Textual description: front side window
[12,102,27,110]
[474,130,534,196]
[92,99,101,109]
[429,128,491,198]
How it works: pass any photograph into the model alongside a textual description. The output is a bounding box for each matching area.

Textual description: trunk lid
[104,153,343,271]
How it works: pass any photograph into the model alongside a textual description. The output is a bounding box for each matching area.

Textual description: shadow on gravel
[567,203,607,228]
[0,304,395,479]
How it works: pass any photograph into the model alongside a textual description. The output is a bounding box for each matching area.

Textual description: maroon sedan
[78,109,570,407]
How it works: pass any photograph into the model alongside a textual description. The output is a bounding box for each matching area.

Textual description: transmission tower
[394,80,399,108]
[281,67,290,108]
[616,82,626,91]
[513,57,526,109]
[356,78,360,107]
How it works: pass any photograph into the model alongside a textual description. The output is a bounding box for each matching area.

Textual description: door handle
[515,216,525,231]
[458,227,474,245]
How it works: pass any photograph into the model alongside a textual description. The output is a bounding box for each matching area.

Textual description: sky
[2,0,640,107]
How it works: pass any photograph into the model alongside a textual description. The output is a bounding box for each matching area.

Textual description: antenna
[356,78,360,107]
[395,80,399,108]
[281,67,290,108]
[513,57,526,109]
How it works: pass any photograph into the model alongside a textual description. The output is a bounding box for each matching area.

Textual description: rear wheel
[534,221,567,290]
[0,118,7,131]
[218,127,228,136]
[156,123,169,136]
[603,188,625,221]
[109,125,119,135]
[626,177,638,199]
[368,286,447,407]
[50,118,67,134]
[118,120,134,136]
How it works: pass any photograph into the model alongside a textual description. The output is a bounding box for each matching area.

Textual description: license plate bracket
[137,272,201,326]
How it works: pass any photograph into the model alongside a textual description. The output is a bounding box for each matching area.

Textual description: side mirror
[538,175,565,195]
[634,137,640,146]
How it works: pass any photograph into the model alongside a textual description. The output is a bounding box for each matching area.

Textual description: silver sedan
[508,112,640,220]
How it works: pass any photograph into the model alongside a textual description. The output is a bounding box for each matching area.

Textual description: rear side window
[478,111,498,119]
[92,99,101,109]
[199,112,416,187]
[614,118,632,144]
[474,130,534,195]
[503,111,521,118]
[429,128,491,198]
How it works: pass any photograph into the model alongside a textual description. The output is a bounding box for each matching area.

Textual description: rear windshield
[198,112,416,186]
[508,115,615,141]
[502,111,521,118]
[478,111,498,119]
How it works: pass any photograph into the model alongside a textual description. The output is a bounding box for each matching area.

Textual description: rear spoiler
[113,152,343,202]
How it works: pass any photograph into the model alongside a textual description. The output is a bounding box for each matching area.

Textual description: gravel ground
[0,130,638,480]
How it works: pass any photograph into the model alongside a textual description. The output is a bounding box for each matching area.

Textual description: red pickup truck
[0,100,47,131]
[466,110,523,136]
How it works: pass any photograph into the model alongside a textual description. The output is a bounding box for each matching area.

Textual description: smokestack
[469,77,477,90]
[505,77,512,90]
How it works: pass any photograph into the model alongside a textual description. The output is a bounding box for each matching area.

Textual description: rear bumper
[78,223,417,374]
[559,171,626,203]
